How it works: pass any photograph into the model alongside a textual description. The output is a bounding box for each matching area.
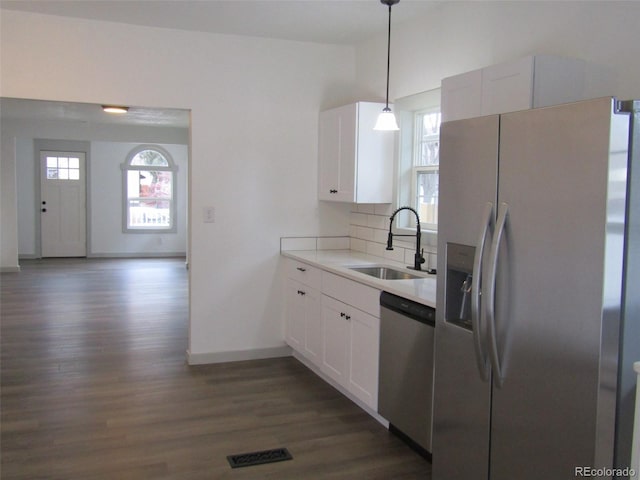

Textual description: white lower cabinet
[321,295,379,409]
[320,274,380,411]
[284,258,381,412]
[285,278,321,365]
[345,301,379,409]
[320,295,352,386]
[303,289,322,365]
[284,260,322,367]
[348,309,379,409]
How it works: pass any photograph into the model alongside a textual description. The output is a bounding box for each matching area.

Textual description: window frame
[410,107,441,232]
[121,145,178,234]
[394,88,441,235]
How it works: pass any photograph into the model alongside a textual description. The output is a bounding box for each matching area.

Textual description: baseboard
[186,345,292,365]
[88,252,187,258]
[0,266,21,273]
[18,254,186,261]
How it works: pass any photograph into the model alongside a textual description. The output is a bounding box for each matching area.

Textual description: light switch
[203,206,215,223]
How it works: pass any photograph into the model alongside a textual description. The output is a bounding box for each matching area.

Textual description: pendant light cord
[385,3,392,109]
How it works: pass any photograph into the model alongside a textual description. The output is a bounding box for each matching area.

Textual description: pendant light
[374,0,400,131]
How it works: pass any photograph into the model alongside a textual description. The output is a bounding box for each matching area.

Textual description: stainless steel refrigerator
[432,97,640,480]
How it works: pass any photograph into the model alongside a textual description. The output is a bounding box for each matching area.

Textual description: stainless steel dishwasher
[378,291,435,458]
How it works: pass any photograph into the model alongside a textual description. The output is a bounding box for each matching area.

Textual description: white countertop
[281,249,437,308]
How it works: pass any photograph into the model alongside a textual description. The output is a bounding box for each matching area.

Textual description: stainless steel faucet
[386,206,427,271]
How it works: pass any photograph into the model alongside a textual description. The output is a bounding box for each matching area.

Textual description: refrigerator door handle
[486,202,508,388]
[471,202,493,381]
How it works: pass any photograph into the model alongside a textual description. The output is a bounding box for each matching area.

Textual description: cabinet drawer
[322,271,380,318]
[285,259,322,289]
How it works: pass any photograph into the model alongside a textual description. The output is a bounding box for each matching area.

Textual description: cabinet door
[318,104,356,202]
[318,107,341,200]
[348,309,380,410]
[441,69,482,122]
[285,278,306,352]
[481,56,533,116]
[303,287,322,366]
[321,295,350,386]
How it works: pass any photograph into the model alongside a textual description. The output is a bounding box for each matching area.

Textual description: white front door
[40,151,87,257]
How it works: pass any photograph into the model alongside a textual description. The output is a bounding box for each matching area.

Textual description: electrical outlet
[203,206,215,223]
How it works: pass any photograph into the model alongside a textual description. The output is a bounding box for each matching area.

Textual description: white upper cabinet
[318,102,394,204]
[442,55,612,122]
[481,55,535,116]
[440,69,483,123]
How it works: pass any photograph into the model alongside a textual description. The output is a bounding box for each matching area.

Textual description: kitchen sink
[348,265,422,280]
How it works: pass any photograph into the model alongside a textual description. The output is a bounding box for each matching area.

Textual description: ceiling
[0,98,191,128]
[0,0,439,45]
[0,0,438,128]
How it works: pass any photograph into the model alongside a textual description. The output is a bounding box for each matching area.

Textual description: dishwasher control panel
[380,291,435,325]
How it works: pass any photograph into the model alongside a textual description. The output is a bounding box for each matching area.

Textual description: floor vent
[226,448,293,469]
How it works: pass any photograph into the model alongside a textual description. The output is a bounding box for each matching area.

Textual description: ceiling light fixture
[102,105,129,114]
[374,0,400,131]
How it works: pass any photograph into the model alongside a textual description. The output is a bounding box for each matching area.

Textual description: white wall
[0,9,356,361]
[355,1,640,104]
[91,141,188,256]
[0,133,19,271]
[2,115,189,257]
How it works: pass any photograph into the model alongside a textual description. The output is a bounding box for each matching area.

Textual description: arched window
[122,146,177,233]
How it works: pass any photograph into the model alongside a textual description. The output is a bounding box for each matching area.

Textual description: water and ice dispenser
[445,243,476,331]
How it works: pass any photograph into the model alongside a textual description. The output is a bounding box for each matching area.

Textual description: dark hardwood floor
[1,258,431,479]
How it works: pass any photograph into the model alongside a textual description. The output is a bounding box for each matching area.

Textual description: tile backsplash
[280,204,438,271]
[349,204,438,271]
[280,236,350,252]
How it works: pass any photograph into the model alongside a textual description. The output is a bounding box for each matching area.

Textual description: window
[395,88,441,232]
[46,155,81,180]
[412,109,441,230]
[122,146,177,233]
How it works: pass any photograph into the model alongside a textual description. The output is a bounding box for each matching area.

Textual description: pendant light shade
[374,0,400,131]
[374,108,400,131]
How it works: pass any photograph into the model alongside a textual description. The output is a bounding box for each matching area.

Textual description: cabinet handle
[329,189,338,194]
[345,315,351,320]
[296,267,306,272]
[297,290,306,296]
[340,312,345,317]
